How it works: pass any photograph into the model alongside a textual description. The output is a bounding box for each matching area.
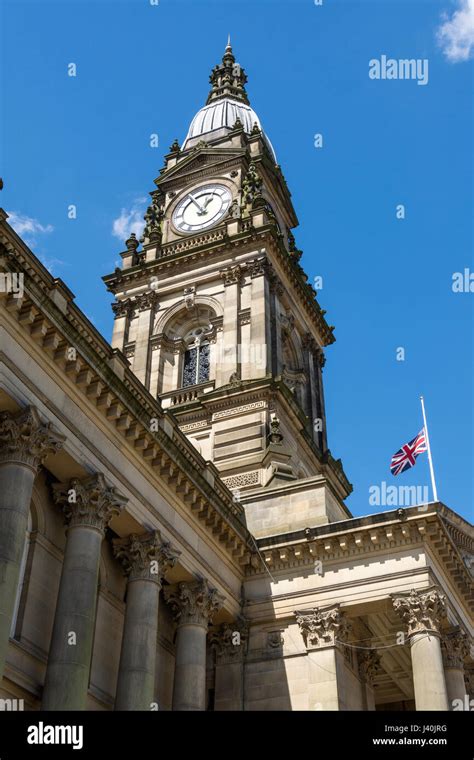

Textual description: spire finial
[206,40,249,105]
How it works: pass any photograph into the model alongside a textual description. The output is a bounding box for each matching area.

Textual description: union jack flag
[390,429,427,476]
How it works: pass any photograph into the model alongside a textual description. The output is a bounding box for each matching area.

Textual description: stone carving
[209,617,249,662]
[248,257,267,278]
[269,416,283,444]
[295,604,351,649]
[267,631,284,649]
[125,233,139,253]
[221,471,260,490]
[441,627,471,669]
[358,650,381,683]
[212,401,266,421]
[391,586,447,636]
[227,199,240,219]
[113,530,180,584]
[184,286,195,310]
[242,162,263,208]
[141,192,164,244]
[287,230,303,262]
[137,291,159,312]
[52,472,127,533]
[111,298,132,319]
[220,265,244,286]
[164,578,224,628]
[464,666,474,697]
[0,405,65,470]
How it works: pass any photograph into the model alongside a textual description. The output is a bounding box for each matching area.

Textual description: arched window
[182,327,210,387]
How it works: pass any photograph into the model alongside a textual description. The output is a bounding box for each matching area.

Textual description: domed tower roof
[182,38,276,162]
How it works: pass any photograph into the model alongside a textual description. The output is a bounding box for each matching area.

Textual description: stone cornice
[250,507,474,609]
[0,216,256,566]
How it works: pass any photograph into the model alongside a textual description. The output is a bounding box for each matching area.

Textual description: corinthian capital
[358,650,381,684]
[295,604,351,649]
[113,530,180,584]
[164,578,224,628]
[441,627,471,669]
[52,473,127,534]
[0,405,65,471]
[391,586,447,636]
[209,617,249,663]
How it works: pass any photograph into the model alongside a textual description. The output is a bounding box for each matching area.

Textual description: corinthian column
[0,406,64,679]
[165,578,224,711]
[295,604,351,710]
[113,531,180,711]
[441,627,470,709]
[42,474,127,710]
[357,650,381,710]
[392,586,449,711]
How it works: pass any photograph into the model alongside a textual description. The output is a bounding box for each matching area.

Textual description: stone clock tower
[103,40,352,536]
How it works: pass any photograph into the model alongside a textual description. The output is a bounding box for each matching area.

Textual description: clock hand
[188,194,205,213]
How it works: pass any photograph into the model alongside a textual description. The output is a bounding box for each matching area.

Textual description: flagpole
[420,395,438,502]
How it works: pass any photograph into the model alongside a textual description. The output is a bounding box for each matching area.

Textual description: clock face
[172,183,232,233]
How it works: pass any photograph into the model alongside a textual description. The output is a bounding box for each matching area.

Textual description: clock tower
[103,40,352,536]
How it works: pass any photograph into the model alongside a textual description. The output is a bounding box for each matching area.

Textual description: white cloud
[112,198,147,241]
[7,210,54,247]
[437,0,474,62]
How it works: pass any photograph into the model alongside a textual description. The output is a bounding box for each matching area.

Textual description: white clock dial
[173,183,232,233]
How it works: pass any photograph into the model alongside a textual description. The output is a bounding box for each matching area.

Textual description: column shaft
[172,623,207,711]
[0,462,35,677]
[411,633,449,711]
[42,525,103,710]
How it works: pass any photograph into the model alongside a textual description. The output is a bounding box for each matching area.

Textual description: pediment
[157,147,247,187]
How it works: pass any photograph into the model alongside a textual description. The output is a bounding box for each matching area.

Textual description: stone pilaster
[357,649,381,711]
[392,586,449,711]
[209,618,249,711]
[42,474,127,710]
[219,266,243,385]
[113,531,180,711]
[441,627,470,709]
[165,578,224,710]
[0,406,64,678]
[295,604,351,710]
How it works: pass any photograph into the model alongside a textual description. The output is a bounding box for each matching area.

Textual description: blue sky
[2,0,473,522]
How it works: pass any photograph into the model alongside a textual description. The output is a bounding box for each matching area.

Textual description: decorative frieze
[391,586,447,636]
[52,473,127,534]
[212,401,266,421]
[222,471,260,490]
[113,530,180,584]
[164,578,224,628]
[0,405,65,471]
[295,604,351,649]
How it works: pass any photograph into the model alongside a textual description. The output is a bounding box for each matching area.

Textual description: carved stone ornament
[241,162,263,208]
[52,472,127,534]
[113,530,180,585]
[220,265,244,286]
[441,627,471,669]
[209,617,249,662]
[248,257,267,278]
[267,631,284,649]
[184,286,195,310]
[136,291,159,312]
[358,650,381,683]
[141,191,164,244]
[391,586,447,636]
[112,298,133,319]
[0,405,65,471]
[164,578,224,628]
[268,416,283,444]
[295,604,351,650]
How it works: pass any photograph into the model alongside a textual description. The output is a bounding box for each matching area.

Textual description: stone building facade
[0,42,472,711]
